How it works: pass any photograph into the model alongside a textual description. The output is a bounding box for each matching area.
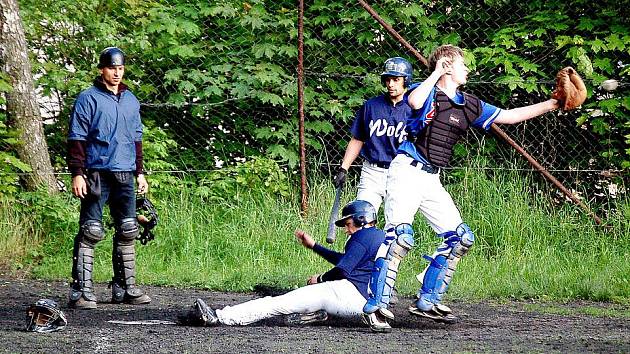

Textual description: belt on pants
[367,161,390,169]
[410,160,439,174]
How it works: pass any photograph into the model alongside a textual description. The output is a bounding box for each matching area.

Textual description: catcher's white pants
[356,161,388,213]
[383,154,462,233]
[215,280,365,326]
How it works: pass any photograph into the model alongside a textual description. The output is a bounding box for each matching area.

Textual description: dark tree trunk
[0,0,58,193]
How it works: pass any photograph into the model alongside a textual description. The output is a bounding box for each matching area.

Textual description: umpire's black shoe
[68,289,98,310]
[111,283,151,305]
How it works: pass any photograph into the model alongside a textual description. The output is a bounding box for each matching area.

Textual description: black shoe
[179,299,219,326]
[67,297,97,309]
[285,310,328,325]
[111,283,151,305]
[68,289,97,309]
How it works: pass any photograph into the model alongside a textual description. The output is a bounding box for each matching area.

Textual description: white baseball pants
[383,154,463,233]
[215,279,366,326]
[356,161,388,213]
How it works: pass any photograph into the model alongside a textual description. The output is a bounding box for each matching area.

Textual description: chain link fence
[2,0,628,208]
[302,1,628,194]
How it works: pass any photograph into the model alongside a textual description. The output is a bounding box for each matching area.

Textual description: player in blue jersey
[179,200,387,328]
[333,57,413,213]
[363,44,561,329]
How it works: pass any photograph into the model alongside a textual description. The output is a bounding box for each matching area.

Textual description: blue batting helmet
[335,200,377,227]
[98,47,125,68]
[381,57,413,87]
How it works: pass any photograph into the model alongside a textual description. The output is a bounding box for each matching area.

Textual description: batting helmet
[98,47,125,68]
[335,200,377,227]
[25,299,67,333]
[381,57,413,87]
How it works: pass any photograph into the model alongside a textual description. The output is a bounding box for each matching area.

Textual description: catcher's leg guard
[415,223,474,312]
[69,220,104,309]
[363,223,415,316]
[111,218,151,304]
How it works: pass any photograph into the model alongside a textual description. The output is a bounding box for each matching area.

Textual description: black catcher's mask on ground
[136,195,158,245]
[26,299,67,333]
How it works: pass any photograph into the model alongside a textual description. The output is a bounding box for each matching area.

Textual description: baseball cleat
[435,303,452,314]
[408,304,458,324]
[362,311,392,333]
[194,298,219,326]
[178,298,219,326]
[285,310,328,325]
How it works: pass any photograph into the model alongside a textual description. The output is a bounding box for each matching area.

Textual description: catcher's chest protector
[414,90,481,167]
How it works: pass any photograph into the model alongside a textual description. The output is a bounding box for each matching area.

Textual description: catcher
[179,200,387,328]
[363,44,586,329]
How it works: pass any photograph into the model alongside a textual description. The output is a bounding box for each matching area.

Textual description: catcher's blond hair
[428,45,464,71]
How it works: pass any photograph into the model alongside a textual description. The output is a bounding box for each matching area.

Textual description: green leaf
[259,92,284,106]
[266,144,299,168]
[305,120,334,134]
[206,3,239,18]
[252,43,277,59]
[606,34,626,51]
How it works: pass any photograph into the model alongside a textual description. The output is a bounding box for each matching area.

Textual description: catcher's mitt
[551,67,587,111]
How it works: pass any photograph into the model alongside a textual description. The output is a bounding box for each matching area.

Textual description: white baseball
[601,79,619,92]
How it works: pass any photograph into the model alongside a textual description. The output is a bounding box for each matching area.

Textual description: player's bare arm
[295,229,315,249]
[408,57,451,110]
[340,138,364,170]
[136,174,148,194]
[71,175,87,198]
[493,99,560,125]
[306,274,320,285]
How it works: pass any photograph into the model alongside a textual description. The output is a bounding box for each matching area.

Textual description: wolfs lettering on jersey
[369,119,407,143]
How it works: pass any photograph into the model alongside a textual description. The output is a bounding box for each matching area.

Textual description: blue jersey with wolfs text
[351,94,411,167]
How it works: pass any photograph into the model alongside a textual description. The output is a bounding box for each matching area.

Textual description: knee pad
[417,223,475,309]
[116,218,139,242]
[364,223,414,313]
[454,223,474,255]
[79,220,105,245]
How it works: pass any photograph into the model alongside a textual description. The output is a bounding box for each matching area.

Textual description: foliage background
[0,0,629,301]
[1,0,626,187]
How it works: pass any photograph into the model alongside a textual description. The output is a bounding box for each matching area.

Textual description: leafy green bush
[195,156,291,201]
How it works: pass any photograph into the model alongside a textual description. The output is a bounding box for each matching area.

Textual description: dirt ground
[1,277,629,354]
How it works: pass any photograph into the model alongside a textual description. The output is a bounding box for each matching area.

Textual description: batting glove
[332,166,347,188]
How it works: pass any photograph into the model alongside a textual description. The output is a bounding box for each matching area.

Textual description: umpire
[67,47,150,309]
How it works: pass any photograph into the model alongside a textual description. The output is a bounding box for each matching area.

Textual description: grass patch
[2,166,628,303]
[521,303,630,318]
[0,199,43,272]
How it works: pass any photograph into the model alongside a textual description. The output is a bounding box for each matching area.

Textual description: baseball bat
[326,186,342,243]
